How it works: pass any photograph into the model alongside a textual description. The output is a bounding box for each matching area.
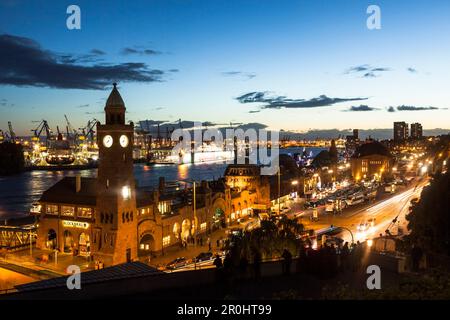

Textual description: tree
[312,150,331,168]
[0,142,25,175]
[406,171,450,255]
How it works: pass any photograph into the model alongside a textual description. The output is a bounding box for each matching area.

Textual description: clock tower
[93,83,138,266]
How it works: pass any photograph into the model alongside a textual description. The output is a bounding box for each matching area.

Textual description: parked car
[166,257,187,270]
[194,252,214,263]
[384,183,396,193]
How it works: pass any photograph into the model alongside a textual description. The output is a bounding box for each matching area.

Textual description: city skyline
[1,0,450,135]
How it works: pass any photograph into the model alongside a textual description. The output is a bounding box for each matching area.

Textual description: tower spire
[105,83,125,124]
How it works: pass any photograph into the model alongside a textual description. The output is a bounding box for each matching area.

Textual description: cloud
[76,104,90,108]
[121,47,161,56]
[387,105,439,112]
[84,111,103,115]
[222,71,256,80]
[0,98,14,107]
[407,67,418,74]
[345,64,391,78]
[0,34,167,89]
[90,49,106,56]
[396,105,438,111]
[57,48,107,64]
[236,91,368,110]
[345,105,377,112]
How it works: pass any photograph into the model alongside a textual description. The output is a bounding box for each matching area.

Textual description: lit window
[122,186,131,200]
[77,207,92,218]
[61,206,75,216]
[46,205,59,215]
[162,236,171,247]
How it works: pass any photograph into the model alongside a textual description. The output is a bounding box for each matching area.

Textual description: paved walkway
[145,219,257,268]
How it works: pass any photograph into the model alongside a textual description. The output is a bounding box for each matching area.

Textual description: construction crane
[31,120,52,145]
[64,114,78,141]
[8,121,16,142]
[79,119,98,143]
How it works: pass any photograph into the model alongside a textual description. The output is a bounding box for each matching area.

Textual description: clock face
[120,135,129,148]
[103,135,113,148]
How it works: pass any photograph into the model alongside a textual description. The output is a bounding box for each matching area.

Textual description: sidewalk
[2,247,92,279]
[146,218,257,268]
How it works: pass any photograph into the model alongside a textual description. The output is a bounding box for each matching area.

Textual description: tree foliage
[0,142,24,175]
[406,171,450,255]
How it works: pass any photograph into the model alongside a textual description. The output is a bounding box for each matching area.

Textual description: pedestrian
[213,254,224,283]
[223,253,233,274]
[340,242,350,271]
[213,254,223,269]
[252,249,262,280]
[281,249,292,275]
[207,237,211,251]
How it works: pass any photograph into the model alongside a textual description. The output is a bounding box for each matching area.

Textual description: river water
[0,147,324,219]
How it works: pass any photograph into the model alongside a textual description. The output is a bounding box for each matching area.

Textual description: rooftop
[352,141,392,158]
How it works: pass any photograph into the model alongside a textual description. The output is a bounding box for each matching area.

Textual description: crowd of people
[212,240,370,282]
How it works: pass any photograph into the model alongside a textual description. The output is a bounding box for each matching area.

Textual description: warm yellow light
[291,180,298,185]
[122,186,131,199]
[367,239,373,247]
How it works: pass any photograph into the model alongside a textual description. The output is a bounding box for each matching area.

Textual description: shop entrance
[78,232,91,257]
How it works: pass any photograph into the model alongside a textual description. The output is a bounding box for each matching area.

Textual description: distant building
[410,123,423,140]
[393,122,409,142]
[345,128,361,158]
[351,141,393,181]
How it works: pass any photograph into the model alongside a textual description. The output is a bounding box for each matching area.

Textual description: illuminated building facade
[351,141,393,181]
[394,122,409,143]
[410,123,423,140]
[34,84,270,267]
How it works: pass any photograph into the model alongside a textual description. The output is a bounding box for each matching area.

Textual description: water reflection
[0,147,324,219]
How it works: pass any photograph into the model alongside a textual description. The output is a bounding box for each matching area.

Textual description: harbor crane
[64,114,78,141]
[8,121,16,142]
[79,118,98,142]
[31,120,52,145]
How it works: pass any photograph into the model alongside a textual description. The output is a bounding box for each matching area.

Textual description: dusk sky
[1,0,450,136]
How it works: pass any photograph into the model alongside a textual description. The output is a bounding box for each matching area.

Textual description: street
[298,177,429,244]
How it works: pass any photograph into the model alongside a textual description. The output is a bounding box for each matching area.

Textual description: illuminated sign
[62,220,90,229]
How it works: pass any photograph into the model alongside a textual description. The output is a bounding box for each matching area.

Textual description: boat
[45,133,75,165]
[146,142,234,165]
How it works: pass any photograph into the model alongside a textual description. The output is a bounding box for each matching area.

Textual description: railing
[0,288,18,295]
